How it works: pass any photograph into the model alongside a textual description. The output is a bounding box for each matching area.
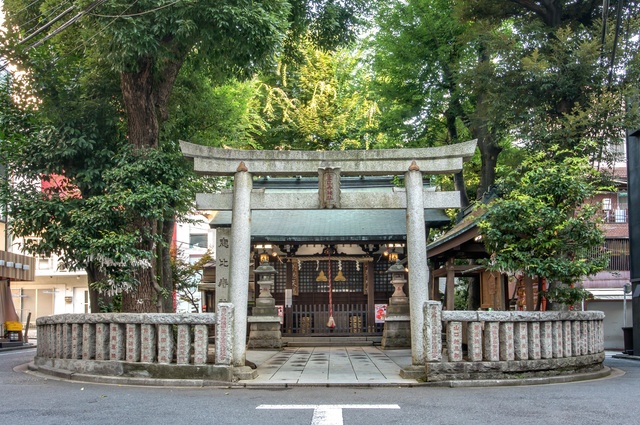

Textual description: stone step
[282,336,382,347]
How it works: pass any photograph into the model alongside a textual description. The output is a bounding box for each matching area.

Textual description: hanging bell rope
[327,248,336,328]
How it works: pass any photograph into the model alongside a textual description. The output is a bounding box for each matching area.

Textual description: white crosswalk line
[256,404,400,425]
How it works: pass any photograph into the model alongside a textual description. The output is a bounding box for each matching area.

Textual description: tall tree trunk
[476,129,501,200]
[472,46,502,200]
[442,61,471,208]
[160,217,176,313]
[121,265,159,313]
[120,57,159,150]
[443,80,470,208]
[117,55,185,313]
[466,277,481,310]
[454,172,470,208]
[121,217,160,313]
[86,263,112,313]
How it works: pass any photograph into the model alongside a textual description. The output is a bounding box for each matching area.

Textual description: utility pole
[626,127,640,354]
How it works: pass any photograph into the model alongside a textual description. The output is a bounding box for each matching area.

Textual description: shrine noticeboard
[480,270,504,310]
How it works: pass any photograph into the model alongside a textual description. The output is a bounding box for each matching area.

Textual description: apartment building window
[618,192,628,210]
[189,233,208,249]
[37,255,52,270]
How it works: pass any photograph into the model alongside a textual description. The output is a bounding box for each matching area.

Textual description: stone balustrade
[33,305,235,382]
[422,301,606,381]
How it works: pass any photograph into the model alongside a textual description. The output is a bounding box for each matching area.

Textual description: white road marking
[256,404,400,425]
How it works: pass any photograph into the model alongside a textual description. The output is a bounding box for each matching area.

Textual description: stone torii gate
[180,140,477,368]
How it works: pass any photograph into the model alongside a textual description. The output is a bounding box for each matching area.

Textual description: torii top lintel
[180,140,477,177]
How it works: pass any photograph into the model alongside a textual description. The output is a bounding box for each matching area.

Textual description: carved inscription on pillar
[216,303,233,365]
[424,301,442,362]
[216,227,231,308]
[467,322,483,361]
[447,321,463,361]
[552,320,564,358]
[528,322,541,360]
[483,322,500,361]
[318,167,341,209]
[499,322,515,361]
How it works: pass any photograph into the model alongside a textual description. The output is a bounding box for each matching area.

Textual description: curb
[22,362,618,389]
[0,343,36,353]
[428,366,617,388]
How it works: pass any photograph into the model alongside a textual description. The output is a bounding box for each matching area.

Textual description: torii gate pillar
[229,163,252,367]
[405,163,429,365]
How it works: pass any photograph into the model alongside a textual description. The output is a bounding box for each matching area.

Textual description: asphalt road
[1,349,639,425]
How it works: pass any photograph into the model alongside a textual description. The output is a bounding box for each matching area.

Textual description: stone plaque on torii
[180,140,477,368]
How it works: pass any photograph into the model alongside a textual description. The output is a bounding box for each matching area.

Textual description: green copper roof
[210,209,450,243]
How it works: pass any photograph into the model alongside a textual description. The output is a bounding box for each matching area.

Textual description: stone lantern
[247,253,282,349]
[254,253,277,300]
[386,259,407,299]
[381,258,411,349]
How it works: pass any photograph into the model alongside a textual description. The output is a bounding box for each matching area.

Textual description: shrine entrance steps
[282,336,382,347]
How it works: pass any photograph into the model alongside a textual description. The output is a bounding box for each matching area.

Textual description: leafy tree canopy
[478,146,609,305]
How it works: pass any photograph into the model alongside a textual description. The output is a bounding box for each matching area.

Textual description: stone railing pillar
[563,321,572,357]
[82,323,95,360]
[141,323,157,363]
[499,322,514,361]
[447,321,463,362]
[571,321,581,356]
[468,322,483,361]
[551,321,563,358]
[157,324,174,364]
[110,323,125,361]
[194,325,209,365]
[126,324,141,363]
[527,322,541,360]
[62,324,72,359]
[540,321,553,359]
[483,322,500,361]
[216,303,234,365]
[56,324,64,359]
[177,324,192,365]
[95,323,109,360]
[423,301,442,362]
[514,322,528,360]
[71,323,83,359]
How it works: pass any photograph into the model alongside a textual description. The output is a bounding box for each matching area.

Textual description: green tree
[1,0,293,312]
[172,250,213,313]
[255,41,385,151]
[478,147,608,307]
[369,0,639,203]
[1,0,370,312]
[0,69,207,310]
[461,0,640,164]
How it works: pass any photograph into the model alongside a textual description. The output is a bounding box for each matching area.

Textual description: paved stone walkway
[242,346,417,386]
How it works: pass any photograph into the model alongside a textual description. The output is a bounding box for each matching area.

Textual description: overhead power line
[20,1,75,40]
[24,0,110,50]
[18,5,76,46]
[11,0,42,16]
[90,0,181,18]
[70,0,141,54]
